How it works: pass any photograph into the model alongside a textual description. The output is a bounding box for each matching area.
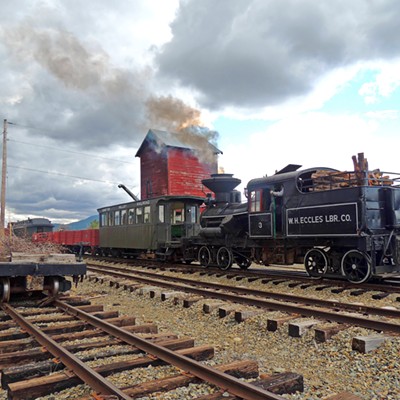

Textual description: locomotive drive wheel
[0,278,10,303]
[216,247,233,270]
[304,248,328,278]
[341,250,372,284]
[198,246,211,267]
[236,256,252,270]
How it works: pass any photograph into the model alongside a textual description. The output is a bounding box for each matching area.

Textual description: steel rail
[87,265,400,334]
[88,263,400,319]
[54,299,285,400]
[1,303,132,400]
[86,256,400,292]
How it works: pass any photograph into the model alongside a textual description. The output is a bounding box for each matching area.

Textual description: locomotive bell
[202,173,241,203]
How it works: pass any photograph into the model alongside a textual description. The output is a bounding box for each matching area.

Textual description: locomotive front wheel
[304,249,328,278]
[0,278,10,303]
[216,247,233,271]
[198,246,212,267]
[341,250,372,284]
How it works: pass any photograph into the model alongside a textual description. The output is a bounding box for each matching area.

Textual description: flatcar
[193,163,400,283]
[97,194,205,261]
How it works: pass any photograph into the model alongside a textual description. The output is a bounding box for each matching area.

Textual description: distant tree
[89,220,99,229]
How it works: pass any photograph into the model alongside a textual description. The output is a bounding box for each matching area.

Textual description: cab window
[250,190,262,212]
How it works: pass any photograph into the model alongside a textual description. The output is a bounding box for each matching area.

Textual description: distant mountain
[54,215,98,231]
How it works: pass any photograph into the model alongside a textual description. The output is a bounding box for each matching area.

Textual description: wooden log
[218,305,237,318]
[123,360,257,398]
[8,345,215,400]
[352,335,389,353]
[254,372,304,394]
[266,315,300,332]
[2,337,193,387]
[183,297,203,308]
[0,317,137,354]
[288,320,322,337]
[203,302,225,314]
[0,310,118,332]
[315,324,349,342]
[234,310,263,323]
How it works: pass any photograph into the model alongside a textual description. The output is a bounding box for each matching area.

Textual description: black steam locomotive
[190,164,400,283]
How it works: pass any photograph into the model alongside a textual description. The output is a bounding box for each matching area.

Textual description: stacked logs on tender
[311,153,393,191]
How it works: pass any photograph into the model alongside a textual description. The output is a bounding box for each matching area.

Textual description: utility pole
[0,119,7,237]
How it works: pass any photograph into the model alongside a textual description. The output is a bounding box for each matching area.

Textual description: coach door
[156,203,168,244]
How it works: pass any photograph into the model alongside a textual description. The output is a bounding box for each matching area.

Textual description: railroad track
[0,296,303,400]
[86,261,400,335]
[85,255,400,293]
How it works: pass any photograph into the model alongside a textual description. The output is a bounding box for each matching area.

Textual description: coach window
[250,190,262,212]
[108,211,114,226]
[144,206,151,223]
[101,213,108,227]
[121,209,127,225]
[128,209,135,224]
[158,205,165,223]
[173,209,183,223]
[136,207,143,224]
[114,210,121,225]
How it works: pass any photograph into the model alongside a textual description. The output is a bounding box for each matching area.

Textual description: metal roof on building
[135,129,222,157]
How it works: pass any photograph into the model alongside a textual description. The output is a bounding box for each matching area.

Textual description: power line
[8,138,135,165]
[8,164,131,185]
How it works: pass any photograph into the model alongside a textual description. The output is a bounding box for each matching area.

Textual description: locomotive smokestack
[202,174,241,204]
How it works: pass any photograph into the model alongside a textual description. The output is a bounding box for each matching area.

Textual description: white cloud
[219,111,399,194]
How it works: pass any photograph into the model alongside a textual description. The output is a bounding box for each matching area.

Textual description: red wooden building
[136,129,222,199]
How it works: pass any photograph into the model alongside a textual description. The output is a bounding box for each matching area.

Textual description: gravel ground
[1,268,399,400]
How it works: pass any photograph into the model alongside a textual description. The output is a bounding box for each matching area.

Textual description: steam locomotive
[190,164,400,283]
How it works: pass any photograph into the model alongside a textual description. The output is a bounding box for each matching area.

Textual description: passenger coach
[97,195,205,261]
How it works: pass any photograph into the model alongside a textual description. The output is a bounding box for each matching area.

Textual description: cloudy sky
[1,0,400,224]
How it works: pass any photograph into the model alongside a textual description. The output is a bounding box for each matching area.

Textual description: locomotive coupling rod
[54,299,286,400]
[1,303,132,400]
